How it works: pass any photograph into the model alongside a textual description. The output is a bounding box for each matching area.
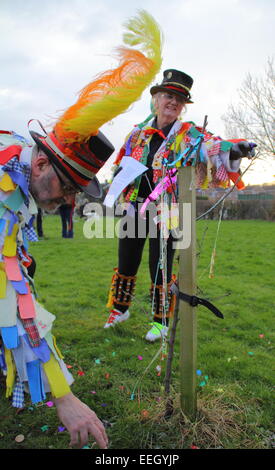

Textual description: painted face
[155,92,186,124]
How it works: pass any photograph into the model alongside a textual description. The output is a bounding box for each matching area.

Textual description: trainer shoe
[145,322,168,342]
[103,309,130,329]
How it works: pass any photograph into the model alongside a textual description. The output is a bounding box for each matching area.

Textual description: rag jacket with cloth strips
[112,117,245,209]
[0,138,73,409]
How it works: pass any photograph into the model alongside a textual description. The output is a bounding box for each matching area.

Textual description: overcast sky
[1,0,274,184]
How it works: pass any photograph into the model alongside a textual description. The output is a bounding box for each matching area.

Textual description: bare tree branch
[222,57,275,160]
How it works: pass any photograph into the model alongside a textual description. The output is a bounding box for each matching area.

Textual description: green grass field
[0,215,274,449]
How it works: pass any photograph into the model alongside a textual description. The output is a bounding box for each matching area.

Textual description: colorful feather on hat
[54,10,163,144]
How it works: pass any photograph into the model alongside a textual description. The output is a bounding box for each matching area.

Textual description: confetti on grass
[41,425,49,432]
[46,401,54,407]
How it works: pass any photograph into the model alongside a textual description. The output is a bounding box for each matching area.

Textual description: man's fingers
[88,422,108,449]
[69,421,108,449]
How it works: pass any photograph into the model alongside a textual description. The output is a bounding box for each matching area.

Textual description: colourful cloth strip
[0,344,7,371]
[21,318,40,348]
[0,219,6,234]
[7,213,18,236]
[4,169,29,198]
[0,262,7,298]
[3,186,24,212]
[0,145,22,165]
[24,226,38,242]
[43,354,71,398]
[23,336,51,363]
[12,376,25,408]
[17,284,36,319]
[4,255,22,281]
[11,277,28,294]
[3,157,31,188]
[0,173,16,192]
[26,359,46,404]
[1,326,19,349]
[4,347,16,397]
[2,223,18,257]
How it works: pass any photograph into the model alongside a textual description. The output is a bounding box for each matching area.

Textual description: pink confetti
[259,334,264,338]
[137,355,143,361]
[46,401,54,407]
[90,390,97,394]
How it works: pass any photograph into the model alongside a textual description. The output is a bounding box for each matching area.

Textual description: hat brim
[150,85,193,103]
[30,130,103,198]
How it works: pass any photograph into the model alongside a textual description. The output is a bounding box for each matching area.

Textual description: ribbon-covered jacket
[0,132,73,408]
[111,118,245,205]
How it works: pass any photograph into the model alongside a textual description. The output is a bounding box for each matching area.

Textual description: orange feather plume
[54,10,163,144]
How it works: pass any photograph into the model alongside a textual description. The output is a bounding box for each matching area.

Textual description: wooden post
[177,165,197,417]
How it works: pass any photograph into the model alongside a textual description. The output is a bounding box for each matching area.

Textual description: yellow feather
[54,10,163,144]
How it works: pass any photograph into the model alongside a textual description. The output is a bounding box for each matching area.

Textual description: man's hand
[54,392,108,449]
[229,141,257,160]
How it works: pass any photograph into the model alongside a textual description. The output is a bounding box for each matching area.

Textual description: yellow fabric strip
[2,223,18,257]
[0,263,7,298]
[4,348,16,397]
[51,335,64,360]
[0,173,17,192]
[43,354,71,398]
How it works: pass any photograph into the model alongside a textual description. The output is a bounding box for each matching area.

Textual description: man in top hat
[0,10,165,447]
[103,68,255,341]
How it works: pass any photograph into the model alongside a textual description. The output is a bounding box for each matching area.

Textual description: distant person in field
[59,203,74,238]
[36,207,44,238]
[104,68,256,342]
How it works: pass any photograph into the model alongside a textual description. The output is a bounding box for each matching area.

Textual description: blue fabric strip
[125,133,134,156]
[24,335,51,363]
[26,359,46,404]
[5,170,29,198]
[1,326,19,348]
[11,277,28,294]
[0,344,7,370]
[0,218,6,234]
[7,212,18,235]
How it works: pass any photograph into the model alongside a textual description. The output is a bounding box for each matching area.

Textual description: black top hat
[150,69,193,103]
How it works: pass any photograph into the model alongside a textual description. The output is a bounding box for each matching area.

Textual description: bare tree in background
[222,58,275,160]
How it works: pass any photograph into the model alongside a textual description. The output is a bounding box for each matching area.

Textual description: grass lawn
[0,214,274,449]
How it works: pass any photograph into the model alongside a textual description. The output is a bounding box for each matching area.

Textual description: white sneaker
[104,309,130,328]
[145,322,168,342]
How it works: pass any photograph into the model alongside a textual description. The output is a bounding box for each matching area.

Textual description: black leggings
[115,208,176,314]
